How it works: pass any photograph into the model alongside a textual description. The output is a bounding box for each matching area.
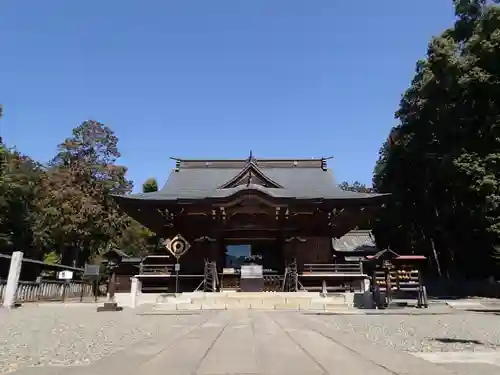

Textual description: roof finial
[321,156,333,171]
[248,150,254,163]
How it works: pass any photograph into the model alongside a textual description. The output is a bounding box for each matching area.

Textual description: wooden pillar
[209,239,217,263]
[210,237,225,269]
[193,236,219,268]
[278,234,285,273]
[216,236,225,271]
[384,267,392,306]
[283,239,294,264]
[211,206,225,271]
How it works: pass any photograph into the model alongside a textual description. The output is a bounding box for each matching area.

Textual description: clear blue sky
[1,1,455,191]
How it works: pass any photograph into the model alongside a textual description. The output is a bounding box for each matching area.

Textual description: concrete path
[11,310,488,375]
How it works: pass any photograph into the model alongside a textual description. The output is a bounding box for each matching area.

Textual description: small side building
[332,230,379,262]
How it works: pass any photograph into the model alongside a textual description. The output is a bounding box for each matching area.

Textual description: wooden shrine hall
[113,154,389,293]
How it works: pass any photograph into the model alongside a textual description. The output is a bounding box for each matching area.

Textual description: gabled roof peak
[218,160,283,189]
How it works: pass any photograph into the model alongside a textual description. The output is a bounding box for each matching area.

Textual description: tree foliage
[0,149,42,258]
[3,1,500,282]
[142,178,159,193]
[0,120,154,266]
[339,181,374,230]
[373,0,500,278]
[338,181,374,193]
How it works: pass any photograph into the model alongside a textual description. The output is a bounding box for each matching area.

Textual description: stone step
[180,291,321,299]
[151,292,362,311]
[185,297,350,305]
[153,301,354,312]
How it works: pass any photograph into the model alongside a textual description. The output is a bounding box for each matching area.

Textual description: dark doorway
[225,244,251,268]
[224,240,283,272]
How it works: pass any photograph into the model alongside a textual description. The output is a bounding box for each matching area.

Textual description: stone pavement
[10,310,499,375]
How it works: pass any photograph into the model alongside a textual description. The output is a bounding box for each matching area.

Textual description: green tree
[34,120,133,265]
[0,148,43,258]
[339,181,375,230]
[0,117,159,264]
[114,219,156,257]
[0,104,6,193]
[373,0,500,278]
[142,178,159,193]
[338,181,374,193]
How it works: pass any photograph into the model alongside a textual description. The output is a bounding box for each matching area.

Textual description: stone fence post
[130,277,141,308]
[2,251,23,309]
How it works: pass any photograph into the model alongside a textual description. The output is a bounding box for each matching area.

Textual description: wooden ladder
[203,260,218,292]
[195,260,218,292]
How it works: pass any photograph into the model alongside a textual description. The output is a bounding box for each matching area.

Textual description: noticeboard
[57,270,74,280]
[83,264,101,279]
[240,265,263,279]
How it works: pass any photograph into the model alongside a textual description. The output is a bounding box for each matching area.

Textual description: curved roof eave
[112,188,390,204]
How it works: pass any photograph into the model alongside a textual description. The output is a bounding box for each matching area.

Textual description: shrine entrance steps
[152,291,368,312]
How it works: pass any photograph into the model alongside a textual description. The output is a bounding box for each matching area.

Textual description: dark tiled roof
[116,157,389,202]
[102,257,142,264]
[103,249,130,259]
[332,230,378,252]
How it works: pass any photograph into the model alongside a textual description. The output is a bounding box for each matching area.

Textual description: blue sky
[1,1,455,191]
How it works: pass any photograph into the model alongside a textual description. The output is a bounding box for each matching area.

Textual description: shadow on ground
[431,338,484,345]
[429,337,500,349]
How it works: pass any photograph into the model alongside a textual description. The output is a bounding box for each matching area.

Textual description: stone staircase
[153,291,364,312]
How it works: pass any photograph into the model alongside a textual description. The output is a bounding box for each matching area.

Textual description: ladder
[283,259,300,292]
[195,260,218,292]
[204,260,218,292]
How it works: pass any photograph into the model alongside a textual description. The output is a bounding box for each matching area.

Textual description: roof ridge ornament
[248,150,254,163]
[320,156,334,171]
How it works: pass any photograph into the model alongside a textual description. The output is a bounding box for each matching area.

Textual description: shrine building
[113,154,388,293]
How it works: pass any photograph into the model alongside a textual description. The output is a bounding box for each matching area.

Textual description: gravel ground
[312,309,500,353]
[2,304,500,374]
[0,304,200,374]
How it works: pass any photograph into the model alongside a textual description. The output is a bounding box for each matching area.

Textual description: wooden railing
[139,255,175,275]
[0,280,104,303]
[140,264,175,275]
[263,275,283,292]
[302,263,364,275]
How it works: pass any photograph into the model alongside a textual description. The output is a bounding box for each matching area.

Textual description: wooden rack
[366,250,428,308]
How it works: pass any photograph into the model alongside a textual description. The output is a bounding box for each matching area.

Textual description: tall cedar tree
[373,0,500,278]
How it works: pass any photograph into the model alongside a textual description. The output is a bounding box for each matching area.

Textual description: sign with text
[57,270,74,280]
[83,264,101,278]
[240,265,263,279]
